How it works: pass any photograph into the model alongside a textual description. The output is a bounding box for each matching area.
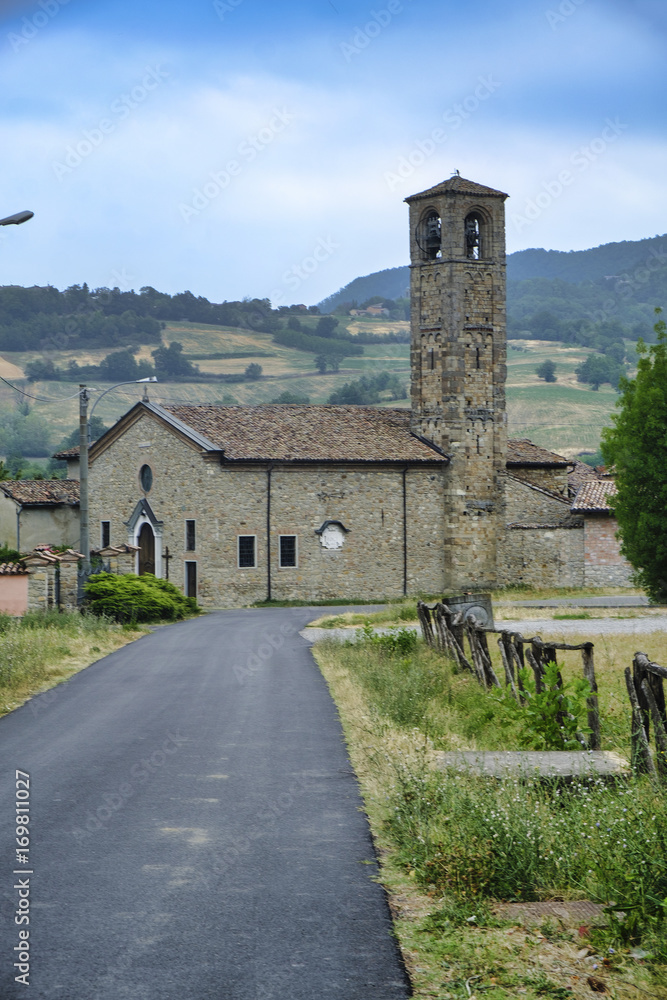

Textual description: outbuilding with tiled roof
[0,480,80,554]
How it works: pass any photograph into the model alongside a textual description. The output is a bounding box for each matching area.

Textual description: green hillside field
[0,322,626,460]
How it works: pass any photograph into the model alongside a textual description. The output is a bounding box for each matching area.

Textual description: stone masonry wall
[498,526,584,588]
[503,475,572,526]
[584,516,633,587]
[89,412,447,608]
[508,466,569,497]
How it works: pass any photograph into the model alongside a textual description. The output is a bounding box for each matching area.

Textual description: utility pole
[77,375,157,601]
[79,385,90,582]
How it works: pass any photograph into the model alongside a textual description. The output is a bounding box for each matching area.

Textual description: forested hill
[508,234,667,282]
[318,266,410,313]
[318,233,667,312]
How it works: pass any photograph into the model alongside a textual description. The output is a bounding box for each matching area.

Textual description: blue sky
[0,0,665,305]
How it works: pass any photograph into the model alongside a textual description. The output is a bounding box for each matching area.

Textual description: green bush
[84,573,199,624]
[495,660,591,750]
[356,623,419,655]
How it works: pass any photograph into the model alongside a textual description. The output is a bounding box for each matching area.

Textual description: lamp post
[79,377,158,589]
[0,210,34,227]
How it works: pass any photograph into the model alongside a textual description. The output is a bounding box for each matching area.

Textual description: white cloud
[0,6,665,305]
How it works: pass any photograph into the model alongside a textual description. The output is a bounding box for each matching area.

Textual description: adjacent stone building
[78,174,632,606]
[571,478,632,587]
[0,480,80,552]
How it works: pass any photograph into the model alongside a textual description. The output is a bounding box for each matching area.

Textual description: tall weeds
[326,630,667,959]
[0,610,121,697]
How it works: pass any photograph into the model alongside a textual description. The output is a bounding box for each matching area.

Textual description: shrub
[84,573,199,623]
[536,359,557,382]
[495,660,591,750]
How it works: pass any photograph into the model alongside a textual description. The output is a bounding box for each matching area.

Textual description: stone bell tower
[405,174,508,588]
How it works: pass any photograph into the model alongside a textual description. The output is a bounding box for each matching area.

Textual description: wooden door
[138,523,155,575]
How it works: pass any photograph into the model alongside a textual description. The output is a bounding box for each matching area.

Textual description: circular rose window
[139,464,153,492]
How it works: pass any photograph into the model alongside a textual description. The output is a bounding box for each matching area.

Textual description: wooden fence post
[465,620,488,688]
[641,678,667,780]
[525,646,545,695]
[581,643,600,750]
[432,603,449,654]
[624,666,656,776]
[510,635,527,703]
[417,601,435,647]
[634,653,667,731]
[476,624,501,688]
[498,633,520,703]
[436,603,475,675]
[633,653,651,742]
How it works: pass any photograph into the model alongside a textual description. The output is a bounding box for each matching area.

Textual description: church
[85,175,629,607]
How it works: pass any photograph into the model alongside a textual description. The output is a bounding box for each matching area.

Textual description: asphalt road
[0,609,410,999]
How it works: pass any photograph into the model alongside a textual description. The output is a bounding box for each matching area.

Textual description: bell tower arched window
[416,210,441,260]
[465,211,485,260]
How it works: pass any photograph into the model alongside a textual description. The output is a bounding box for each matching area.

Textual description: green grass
[506,339,632,458]
[313,629,667,996]
[0,327,628,459]
[389,764,667,952]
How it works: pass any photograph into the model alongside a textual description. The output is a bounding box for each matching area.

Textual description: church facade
[86,175,631,606]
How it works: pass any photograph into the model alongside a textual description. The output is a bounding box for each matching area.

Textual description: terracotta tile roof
[568,460,601,495]
[506,439,569,467]
[405,175,509,202]
[0,480,80,506]
[0,562,27,575]
[571,479,617,513]
[52,446,80,460]
[160,405,448,463]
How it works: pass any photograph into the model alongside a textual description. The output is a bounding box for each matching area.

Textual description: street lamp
[0,211,34,226]
[79,377,158,586]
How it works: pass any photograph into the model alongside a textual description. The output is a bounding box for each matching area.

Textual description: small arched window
[416,210,441,260]
[139,464,153,492]
[465,211,484,260]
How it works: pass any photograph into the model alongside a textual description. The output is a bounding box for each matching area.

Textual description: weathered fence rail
[417,600,600,750]
[625,653,667,777]
[417,600,667,777]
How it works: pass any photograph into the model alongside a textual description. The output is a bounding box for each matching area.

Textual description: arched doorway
[138,523,155,575]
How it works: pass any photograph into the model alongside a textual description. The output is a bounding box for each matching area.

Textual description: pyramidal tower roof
[405,174,509,203]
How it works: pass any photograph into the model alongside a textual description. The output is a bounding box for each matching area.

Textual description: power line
[0,373,82,403]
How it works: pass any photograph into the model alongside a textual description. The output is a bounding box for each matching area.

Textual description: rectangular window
[238,535,256,568]
[185,561,197,598]
[101,521,110,548]
[185,519,196,551]
[279,535,297,568]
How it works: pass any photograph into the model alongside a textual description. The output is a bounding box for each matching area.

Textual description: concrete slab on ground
[302,615,667,641]
[500,596,651,608]
[494,900,606,927]
[434,750,630,779]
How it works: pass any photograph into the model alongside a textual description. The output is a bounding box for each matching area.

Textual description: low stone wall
[498,524,585,588]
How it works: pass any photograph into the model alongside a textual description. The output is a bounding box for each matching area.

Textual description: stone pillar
[22,554,58,612]
[58,552,82,609]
